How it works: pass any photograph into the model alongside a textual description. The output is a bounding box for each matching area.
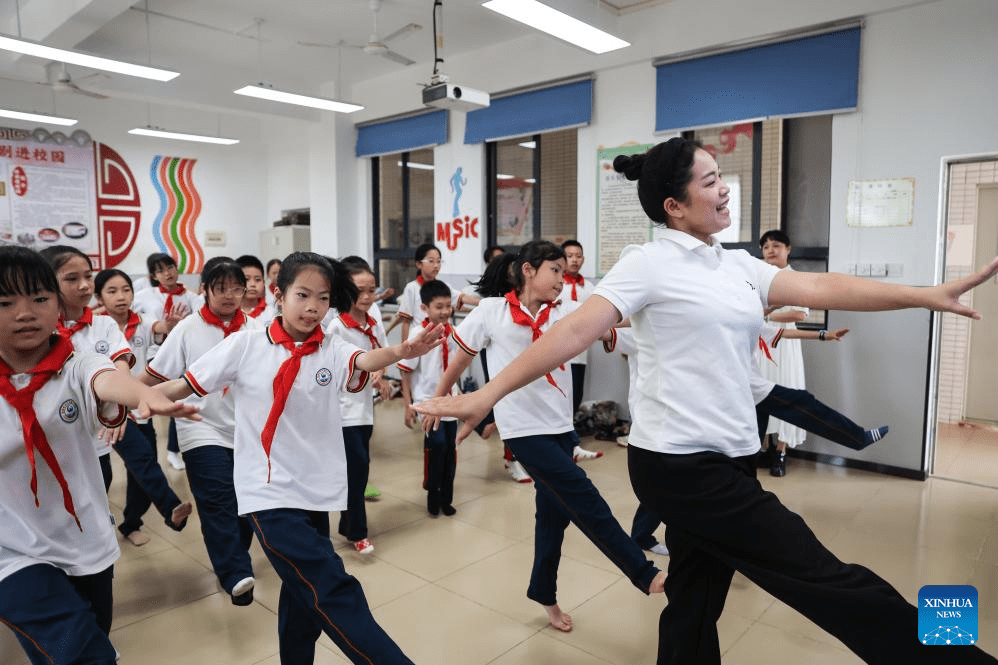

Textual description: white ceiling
[0,0,642,124]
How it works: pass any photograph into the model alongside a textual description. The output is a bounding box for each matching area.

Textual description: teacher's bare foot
[544,604,573,632]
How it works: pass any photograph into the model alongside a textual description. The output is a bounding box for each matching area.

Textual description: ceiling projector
[422,82,490,111]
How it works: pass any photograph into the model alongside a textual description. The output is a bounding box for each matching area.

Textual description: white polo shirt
[452,296,580,440]
[560,277,596,366]
[0,351,125,583]
[321,301,382,334]
[146,309,261,451]
[397,323,458,422]
[326,313,387,427]
[64,311,133,456]
[101,311,158,424]
[593,228,780,458]
[397,279,460,321]
[133,286,198,323]
[183,324,368,514]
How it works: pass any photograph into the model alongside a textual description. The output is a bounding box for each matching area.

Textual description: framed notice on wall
[596,143,654,276]
[846,178,915,228]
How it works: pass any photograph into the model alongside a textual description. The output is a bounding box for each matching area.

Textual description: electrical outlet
[857,263,872,277]
[847,263,858,275]
[870,263,888,277]
[886,263,903,277]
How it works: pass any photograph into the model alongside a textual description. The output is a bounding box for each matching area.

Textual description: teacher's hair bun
[613,153,644,181]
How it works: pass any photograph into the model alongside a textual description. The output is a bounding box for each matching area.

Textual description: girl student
[39,245,133,491]
[0,246,200,665]
[423,241,665,633]
[392,243,470,341]
[415,137,998,665]
[94,269,194,546]
[265,257,282,308]
[141,259,261,606]
[326,260,391,554]
[154,252,446,665]
[236,254,275,322]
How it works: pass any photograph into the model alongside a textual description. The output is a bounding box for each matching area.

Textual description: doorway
[932,159,998,487]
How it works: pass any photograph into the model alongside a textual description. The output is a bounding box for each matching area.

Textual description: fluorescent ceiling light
[524,178,536,183]
[0,108,77,126]
[128,127,239,145]
[518,140,536,149]
[496,173,515,180]
[482,0,629,54]
[398,161,434,170]
[234,84,363,113]
[0,34,179,81]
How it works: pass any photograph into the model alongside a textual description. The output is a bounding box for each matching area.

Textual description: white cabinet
[259,226,310,260]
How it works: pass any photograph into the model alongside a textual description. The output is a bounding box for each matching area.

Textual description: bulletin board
[595,144,654,276]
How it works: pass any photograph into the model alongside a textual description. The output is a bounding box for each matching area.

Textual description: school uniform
[327,312,387,543]
[0,338,126,663]
[132,283,199,331]
[243,299,276,325]
[397,277,458,324]
[398,320,458,512]
[184,318,413,665]
[60,307,133,490]
[560,274,596,415]
[102,311,186,538]
[595,228,995,665]
[452,293,655,607]
[146,306,259,596]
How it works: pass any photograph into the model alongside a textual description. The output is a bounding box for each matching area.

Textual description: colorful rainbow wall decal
[150,156,204,273]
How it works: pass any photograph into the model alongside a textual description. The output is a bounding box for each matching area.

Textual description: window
[486,127,578,250]
[372,148,435,296]
[683,116,831,327]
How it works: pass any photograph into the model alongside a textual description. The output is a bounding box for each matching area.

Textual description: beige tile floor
[934,421,998,489]
[4,401,998,664]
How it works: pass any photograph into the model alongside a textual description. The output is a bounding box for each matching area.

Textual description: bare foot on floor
[544,604,573,632]
[171,502,193,528]
[648,570,667,594]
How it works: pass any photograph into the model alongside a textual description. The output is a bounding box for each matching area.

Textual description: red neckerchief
[122,310,141,341]
[199,305,246,338]
[422,318,451,370]
[159,283,186,317]
[564,273,584,301]
[758,336,774,363]
[268,282,278,296]
[504,291,564,395]
[416,275,425,286]
[246,299,268,319]
[58,307,93,338]
[0,336,82,530]
[339,312,380,349]
[261,318,323,482]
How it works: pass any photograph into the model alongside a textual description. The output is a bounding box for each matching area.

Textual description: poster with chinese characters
[846,178,915,228]
[596,143,654,276]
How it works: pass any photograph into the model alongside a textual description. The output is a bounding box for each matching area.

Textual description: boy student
[399,280,459,516]
[236,255,275,321]
[559,240,602,463]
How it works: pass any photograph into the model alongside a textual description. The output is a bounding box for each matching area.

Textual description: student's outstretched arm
[93,371,200,421]
[416,296,618,442]
[355,322,446,373]
[768,257,998,317]
[153,378,195,402]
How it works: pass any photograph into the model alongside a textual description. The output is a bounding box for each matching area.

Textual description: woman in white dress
[758,229,807,476]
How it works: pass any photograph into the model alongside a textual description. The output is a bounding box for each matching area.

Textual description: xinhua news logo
[919,585,978,646]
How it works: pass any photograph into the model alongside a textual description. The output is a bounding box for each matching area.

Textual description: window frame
[371,150,434,292]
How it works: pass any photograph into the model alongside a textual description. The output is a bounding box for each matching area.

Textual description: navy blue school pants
[0,564,116,665]
[98,453,112,493]
[627,445,998,665]
[248,509,414,665]
[505,431,658,606]
[755,384,867,449]
[424,420,457,507]
[630,503,663,551]
[167,417,179,454]
[183,444,254,594]
[113,419,184,537]
[339,425,373,542]
[570,363,586,417]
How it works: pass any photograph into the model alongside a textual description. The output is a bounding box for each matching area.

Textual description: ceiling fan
[0,63,109,99]
[299,0,421,66]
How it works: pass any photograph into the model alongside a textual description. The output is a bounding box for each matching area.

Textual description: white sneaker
[616,435,629,447]
[650,543,670,556]
[573,445,604,462]
[167,451,185,470]
[507,460,532,483]
[232,577,255,596]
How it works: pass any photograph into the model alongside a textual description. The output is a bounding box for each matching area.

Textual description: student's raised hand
[398,323,446,359]
[931,256,998,318]
[136,391,201,421]
[415,391,491,444]
[162,302,190,332]
[371,370,392,402]
[825,327,849,341]
[98,422,128,443]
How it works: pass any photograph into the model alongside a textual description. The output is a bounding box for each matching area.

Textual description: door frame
[925,151,998,476]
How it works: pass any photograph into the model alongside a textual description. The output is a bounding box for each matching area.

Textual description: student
[399,280,459,516]
[423,241,664,633]
[393,243,465,341]
[154,252,444,665]
[142,259,260,605]
[0,246,199,665]
[559,239,603,463]
[265,257,282,308]
[134,252,196,472]
[326,261,390,554]
[757,229,808,476]
[415,137,998,664]
[236,254,276,321]
[94,268,193,546]
[39,245,134,492]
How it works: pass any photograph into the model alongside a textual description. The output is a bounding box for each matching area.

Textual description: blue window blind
[655,27,861,132]
[464,79,593,144]
[356,110,448,157]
